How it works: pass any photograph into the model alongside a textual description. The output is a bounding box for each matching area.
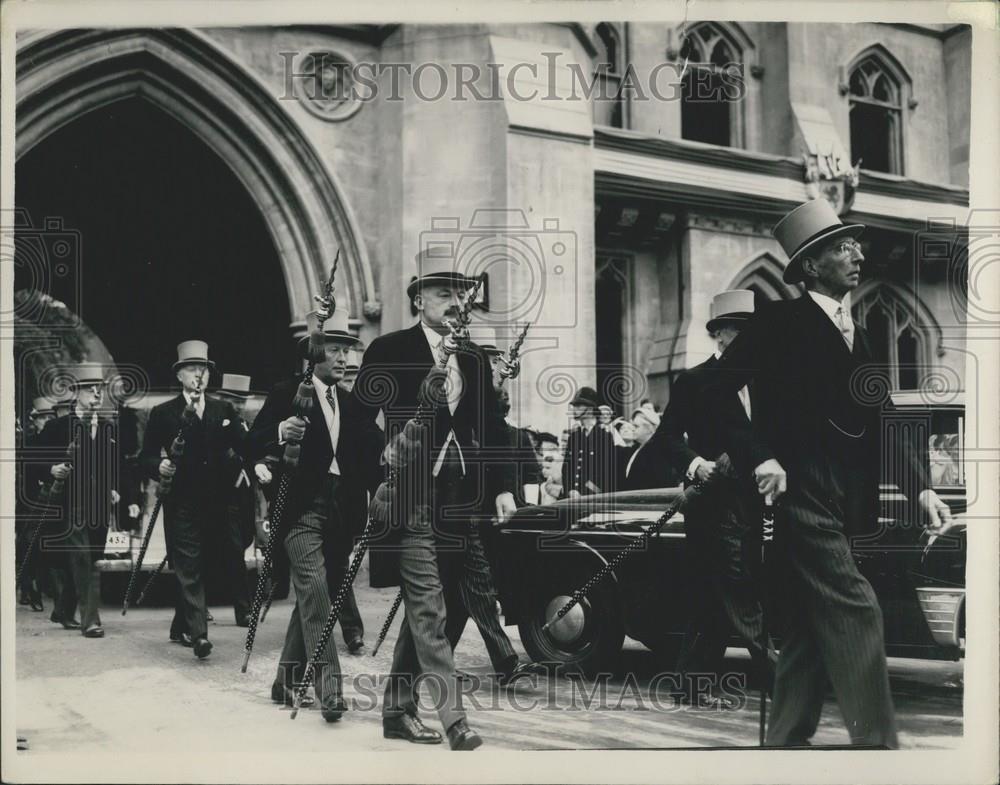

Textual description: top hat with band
[31,396,58,417]
[706,289,755,333]
[173,340,217,373]
[773,199,864,285]
[407,248,476,299]
[70,362,107,389]
[216,373,254,399]
[472,325,505,356]
[297,307,364,355]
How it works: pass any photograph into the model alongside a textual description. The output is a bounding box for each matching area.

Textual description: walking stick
[135,553,169,607]
[295,276,485,714]
[758,496,775,747]
[540,480,708,633]
[16,438,76,587]
[241,254,340,673]
[122,371,204,615]
[367,288,503,659]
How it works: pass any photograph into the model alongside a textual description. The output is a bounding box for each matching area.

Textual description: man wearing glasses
[712,199,952,747]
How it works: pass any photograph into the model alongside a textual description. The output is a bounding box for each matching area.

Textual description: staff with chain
[290,275,485,719]
[240,254,340,672]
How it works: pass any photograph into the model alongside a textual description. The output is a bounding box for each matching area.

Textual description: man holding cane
[712,199,952,747]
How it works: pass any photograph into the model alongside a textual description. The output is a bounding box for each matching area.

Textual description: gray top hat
[773,199,864,284]
[217,373,254,399]
[706,289,755,332]
[172,340,217,372]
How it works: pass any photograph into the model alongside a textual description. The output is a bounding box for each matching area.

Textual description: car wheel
[518,575,625,677]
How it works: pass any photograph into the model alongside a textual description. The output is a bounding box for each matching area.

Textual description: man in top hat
[139,341,244,658]
[29,397,58,435]
[205,373,258,628]
[351,251,518,750]
[31,363,141,637]
[17,397,61,610]
[561,385,619,497]
[645,290,774,706]
[710,199,952,747]
[247,308,383,721]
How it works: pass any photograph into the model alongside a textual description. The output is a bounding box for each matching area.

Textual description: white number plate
[105,531,131,552]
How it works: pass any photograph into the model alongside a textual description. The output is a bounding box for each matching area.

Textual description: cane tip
[290,707,299,720]
[121,608,128,616]
[240,654,250,673]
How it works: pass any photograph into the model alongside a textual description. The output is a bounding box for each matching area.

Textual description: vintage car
[492,394,967,675]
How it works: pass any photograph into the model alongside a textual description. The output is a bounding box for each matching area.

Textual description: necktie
[436,339,462,414]
[834,306,854,350]
[325,384,336,414]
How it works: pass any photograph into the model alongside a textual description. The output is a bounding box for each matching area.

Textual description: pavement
[12,569,964,758]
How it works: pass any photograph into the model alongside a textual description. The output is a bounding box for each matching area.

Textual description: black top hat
[570,386,600,408]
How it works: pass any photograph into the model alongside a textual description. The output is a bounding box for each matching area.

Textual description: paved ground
[12,569,963,757]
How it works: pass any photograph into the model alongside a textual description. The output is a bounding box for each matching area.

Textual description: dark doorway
[15,98,294,392]
[595,257,628,415]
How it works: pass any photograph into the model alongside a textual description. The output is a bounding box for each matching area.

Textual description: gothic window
[848,53,905,174]
[678,23,746,148]
[594,23,625,128]
[852,284,934,390]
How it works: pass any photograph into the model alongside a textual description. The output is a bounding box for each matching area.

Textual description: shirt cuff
[686,456,705,482]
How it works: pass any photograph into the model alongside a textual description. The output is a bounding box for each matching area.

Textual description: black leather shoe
[321,697,347,722]
[82,625,105,638]
[346,636,365,655]
[446,718,482,751]
[235,613,251,628]
[206,611,214,622]
[496,660,546,686]
[193,637,213,659]
[382,714,442,744]
[29,591,45,612]
[170,630,194,647]
[53,613,81,630]
[270,683,315,708]
[19,591,30,606]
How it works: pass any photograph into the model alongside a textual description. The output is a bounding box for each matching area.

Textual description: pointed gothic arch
[15,28,379,333]
[728,251,803,304]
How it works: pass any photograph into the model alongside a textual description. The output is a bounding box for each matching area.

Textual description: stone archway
[15,27,379,333]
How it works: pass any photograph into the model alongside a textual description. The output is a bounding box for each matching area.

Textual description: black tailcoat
[351,322,514,587]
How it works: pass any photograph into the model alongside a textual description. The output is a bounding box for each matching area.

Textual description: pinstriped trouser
[382,523,465,732]
[277,477,343,707]
[765,451,898,748]
[438,528,517,674]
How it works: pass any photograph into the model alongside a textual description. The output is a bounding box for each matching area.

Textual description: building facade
[14,22,971,437]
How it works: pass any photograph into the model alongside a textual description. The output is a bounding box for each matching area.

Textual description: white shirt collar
[420,321,449,353]
[808,291,850,320]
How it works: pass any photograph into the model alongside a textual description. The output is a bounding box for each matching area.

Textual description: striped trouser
[438,528,517,674]
[765,452,898,749]
[277,478,343,707]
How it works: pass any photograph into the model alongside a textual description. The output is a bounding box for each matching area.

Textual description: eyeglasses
[831,240,862,257]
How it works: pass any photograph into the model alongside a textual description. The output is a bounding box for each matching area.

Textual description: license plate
[105,531,131,553]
